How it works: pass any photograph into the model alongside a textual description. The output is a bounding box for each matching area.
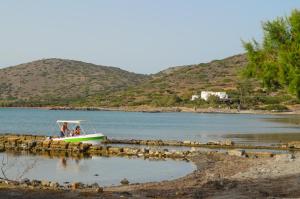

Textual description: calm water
[0,152,195,186]
[0,108,300,145]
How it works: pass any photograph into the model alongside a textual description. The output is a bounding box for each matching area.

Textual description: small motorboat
[53,120,105,145]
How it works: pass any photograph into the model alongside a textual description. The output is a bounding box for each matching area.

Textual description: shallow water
[0,108,300,145]
[0,152,195,186]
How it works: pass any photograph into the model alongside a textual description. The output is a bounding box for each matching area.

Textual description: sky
[0,1,300,74]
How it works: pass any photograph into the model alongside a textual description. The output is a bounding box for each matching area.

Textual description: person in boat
[60,122,70,137]
[73,125,81,136]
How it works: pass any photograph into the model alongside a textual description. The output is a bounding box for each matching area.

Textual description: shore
[3,105,300,115]
[1,135,300,198]
[1,152,300,198]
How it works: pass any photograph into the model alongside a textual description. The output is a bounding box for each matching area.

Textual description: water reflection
[225,132,300,146]
[0,152,195,186]
[262,115,300,126]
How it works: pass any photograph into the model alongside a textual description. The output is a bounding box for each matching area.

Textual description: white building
[201,91,228,101]
[191,95,200,101]
[191,91,228,101]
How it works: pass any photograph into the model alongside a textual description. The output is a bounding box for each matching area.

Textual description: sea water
[0,108,299,145]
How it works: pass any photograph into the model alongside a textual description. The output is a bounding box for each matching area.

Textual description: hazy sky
[1,1,300,74]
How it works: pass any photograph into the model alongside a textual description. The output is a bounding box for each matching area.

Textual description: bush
[261,104,289,111]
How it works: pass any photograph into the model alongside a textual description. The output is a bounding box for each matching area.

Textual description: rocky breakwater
[0,134,191,159]
[0,178,103,193]
[104,138,235,147]
[105,138,296,151]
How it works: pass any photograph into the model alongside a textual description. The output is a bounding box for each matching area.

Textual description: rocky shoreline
[1,134,300,198]
[0,134,298,158]
[3,105,300,114]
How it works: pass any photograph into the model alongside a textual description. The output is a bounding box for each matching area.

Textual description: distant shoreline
[1,106,299,115]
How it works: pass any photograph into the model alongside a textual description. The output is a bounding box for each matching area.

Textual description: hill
[0,58,147,106]
[1,55,295,109]
[82,54,252,107]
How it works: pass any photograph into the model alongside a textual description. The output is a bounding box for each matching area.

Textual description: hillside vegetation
[81,54,253,107]
[0,59,147,106]
[1,53,297,110]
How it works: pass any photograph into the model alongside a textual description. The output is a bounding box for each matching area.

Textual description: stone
[183,140,191,145]
[108,147,123,154]
[41,180,50,187]
[141,148,149,153]
[246,151,274,158]
[228,149,244,157]
[288,141,300,149]
[71,182,84,190]
[71,182,80,190]
[120,178,129,185]
[95,187,104,193]
[80,143,92,152]
[50,181,59,188]
[20,178,30,184]
[42,140,52,148]
[31,179,41,187]
[90,182,100,188]
[123,148,139,155]
[220,139,234,146]
[207,141,220,145]
[149,150,155,155]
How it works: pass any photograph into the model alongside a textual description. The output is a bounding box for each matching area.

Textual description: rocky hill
[2,54,276,108]
[83,54,251,107]
[0,58,147,105]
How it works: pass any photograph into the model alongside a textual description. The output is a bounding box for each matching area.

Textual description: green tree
[243,9,300,98]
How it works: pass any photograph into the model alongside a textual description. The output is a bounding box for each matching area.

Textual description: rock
[31,179,41,187]
[207,141,220,145]
[90,182,100,188]
[228,149,244,157]
[80,143,92,152]
[183,140,191,145]
[288,141,300,149]
[71,182,80,190]
[108,147,123,154]
[95,187,103,193]
[120,178,129,185]
[42,140,52,148]
[220,139,234,146]
[289,153,296,160]
[50,181,59,188]
[20,178,30,184]
[141,148,149,153]
[41,180,50,187]
[246,151,274,158]
[123,148,139,155]
[71,182,84,190]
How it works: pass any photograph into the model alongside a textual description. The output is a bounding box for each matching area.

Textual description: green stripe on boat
[64,136,105,142]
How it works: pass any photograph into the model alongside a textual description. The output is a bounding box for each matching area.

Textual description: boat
[53,120,105,145]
